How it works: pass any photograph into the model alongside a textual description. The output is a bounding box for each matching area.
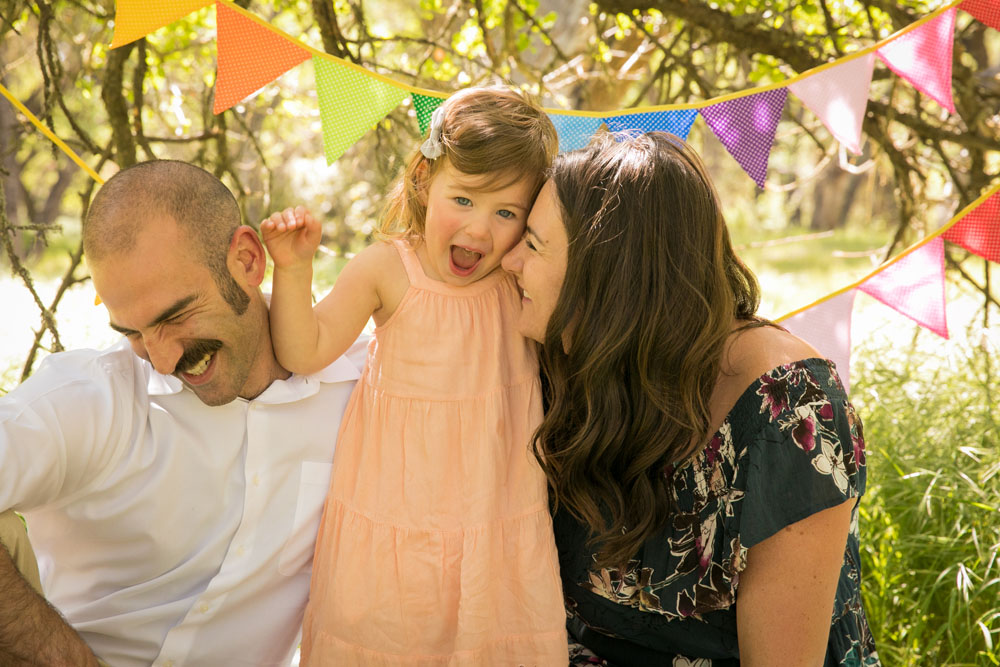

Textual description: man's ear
[228,225,267,287]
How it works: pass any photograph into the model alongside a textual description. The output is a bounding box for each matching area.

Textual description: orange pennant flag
[110,0,213,49]
[858,237,949,338]
[213,3,311,114]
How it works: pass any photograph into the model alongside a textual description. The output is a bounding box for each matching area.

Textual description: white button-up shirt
[0,336,367,666]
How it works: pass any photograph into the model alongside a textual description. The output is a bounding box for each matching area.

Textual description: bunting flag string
[101,0,990,174]
[4,0,999,379]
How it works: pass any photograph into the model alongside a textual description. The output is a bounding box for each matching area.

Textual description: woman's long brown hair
[534,132,761,568]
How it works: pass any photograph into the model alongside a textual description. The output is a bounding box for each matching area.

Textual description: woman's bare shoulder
[723,323,822,388]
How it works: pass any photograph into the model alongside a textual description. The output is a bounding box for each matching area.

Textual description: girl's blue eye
[454,196,471,206]
[497,209,516,219]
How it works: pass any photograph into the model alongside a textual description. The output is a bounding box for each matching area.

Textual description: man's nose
[141,335,184,375]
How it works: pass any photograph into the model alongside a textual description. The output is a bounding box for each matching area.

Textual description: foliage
[853,330,1000,666]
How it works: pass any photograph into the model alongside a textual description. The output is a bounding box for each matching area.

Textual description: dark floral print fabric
[559,359,880,667]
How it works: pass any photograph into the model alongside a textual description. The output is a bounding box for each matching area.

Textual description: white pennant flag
[778,289,858,393]
[789,53,875,155]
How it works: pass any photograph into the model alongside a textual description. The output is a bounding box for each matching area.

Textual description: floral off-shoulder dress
[559,359,880,667]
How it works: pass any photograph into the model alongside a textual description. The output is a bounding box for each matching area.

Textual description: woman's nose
[501,241,523,273]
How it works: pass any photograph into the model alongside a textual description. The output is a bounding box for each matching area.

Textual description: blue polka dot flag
[699,88,787,189]
[547,113,604,153]
[602,109,699,141]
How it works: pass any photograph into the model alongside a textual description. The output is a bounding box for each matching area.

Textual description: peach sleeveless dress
[301,239,568,666]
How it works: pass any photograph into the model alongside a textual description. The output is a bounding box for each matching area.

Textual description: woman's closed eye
[524,235,537,252]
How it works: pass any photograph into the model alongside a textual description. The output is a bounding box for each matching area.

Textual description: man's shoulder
[16,339,147,400]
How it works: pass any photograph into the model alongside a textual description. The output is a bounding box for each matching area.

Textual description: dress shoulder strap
[391,238,428,285]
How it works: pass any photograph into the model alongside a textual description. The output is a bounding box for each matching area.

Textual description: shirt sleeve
[0,345,138,512]
[739,361,867,549]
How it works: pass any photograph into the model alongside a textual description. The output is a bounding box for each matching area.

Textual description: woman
[502,132,879,666]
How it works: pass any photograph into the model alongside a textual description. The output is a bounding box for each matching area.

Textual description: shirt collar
[144,350,362,401]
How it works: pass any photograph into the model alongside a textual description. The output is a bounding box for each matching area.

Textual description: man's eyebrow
[108,295,197,334]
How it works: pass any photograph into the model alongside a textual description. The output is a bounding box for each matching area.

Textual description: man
[0,160,366,666]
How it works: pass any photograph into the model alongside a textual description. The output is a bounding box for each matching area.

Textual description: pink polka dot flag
[699,88,787,189]
[110,0,212,49]
[943,190,1000,263]
[859,237,949,339]
[961,0,1000,32]
[876,8,957,113]
[214,3,310,114]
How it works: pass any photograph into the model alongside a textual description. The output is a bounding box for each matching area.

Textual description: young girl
[261,88,568,665]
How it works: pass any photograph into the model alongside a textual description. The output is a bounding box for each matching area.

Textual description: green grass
[853,335,1000,666]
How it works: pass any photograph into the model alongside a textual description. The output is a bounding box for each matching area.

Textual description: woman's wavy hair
[534,131,762,568]
[379,86,558,239]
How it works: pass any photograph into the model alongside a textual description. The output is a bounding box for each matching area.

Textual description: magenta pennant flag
[943,190,1000,263]
[699,88,787,188]
[876,8,957,113]
[789,54,874,155]
[779,289,858,393]
[859,237,949,338]
[961,0,1000,31]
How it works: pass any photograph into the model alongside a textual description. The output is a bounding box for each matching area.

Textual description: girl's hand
[261,205,322,269]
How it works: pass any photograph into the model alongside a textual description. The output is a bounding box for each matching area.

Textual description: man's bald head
[84,160,249,313]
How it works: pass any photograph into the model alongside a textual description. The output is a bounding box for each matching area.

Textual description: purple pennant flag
[699,88,787,188]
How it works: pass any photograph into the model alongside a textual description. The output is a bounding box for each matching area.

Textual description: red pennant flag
[876,8,957,113]
[859,237,948,338]
[961,0,1000,32]
[213,2,311,114]
[943,190,1000,263]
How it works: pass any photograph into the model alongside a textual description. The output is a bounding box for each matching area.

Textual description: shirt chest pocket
[278,461,333,576]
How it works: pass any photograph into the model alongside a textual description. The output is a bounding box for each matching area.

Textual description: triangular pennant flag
[699,88,787,188]
[789,54,875,155]
[602,109,699,141]
[858,237,949,338]
[548,114,603,153]
[779,290,858,393]
[876,8,957,113]
[313,56,408,164]
[214,3,311,114]
[961,0,1000,32]
[412,93,446,135]
[943,191,1000,262]
[110,0,213,48]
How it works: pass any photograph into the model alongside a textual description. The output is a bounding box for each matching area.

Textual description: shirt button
[253,474,261,487]
[163,661,175,667]
[236,545,246,556]
[199,602,211,613]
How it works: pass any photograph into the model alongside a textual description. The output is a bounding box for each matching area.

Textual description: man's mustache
[175,339,223,375]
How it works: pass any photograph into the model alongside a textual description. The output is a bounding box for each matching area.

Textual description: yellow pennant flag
[110,0,214,48]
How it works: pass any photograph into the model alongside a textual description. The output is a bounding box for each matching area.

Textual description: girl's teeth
[186,352,212,376]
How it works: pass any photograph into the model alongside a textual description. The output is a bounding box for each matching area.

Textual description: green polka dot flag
[412,93,446,135]
[313,55,409,164]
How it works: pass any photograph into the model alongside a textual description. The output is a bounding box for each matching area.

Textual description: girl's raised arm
[262,207,382,376]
